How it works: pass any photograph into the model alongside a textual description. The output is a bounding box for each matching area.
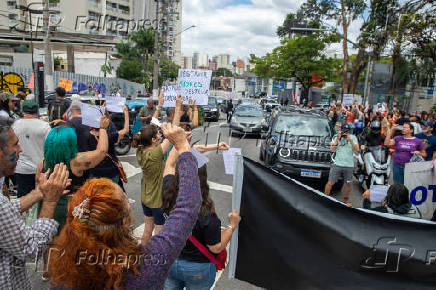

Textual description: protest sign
[223,148,242,175]
[80,103,105,128]
[342,94,354,106]
[369,185,389,202]
[191,148,209,168]
[58,78,73,91]
[151,117,161,127]
[178,69,212,105]
[105,96,126,113]
[405,161,436,220]
[162,85,181,107]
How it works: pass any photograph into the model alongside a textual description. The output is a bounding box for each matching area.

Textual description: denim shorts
[141,203,165,226]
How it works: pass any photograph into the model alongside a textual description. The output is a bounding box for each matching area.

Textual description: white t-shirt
[12,118,51,175]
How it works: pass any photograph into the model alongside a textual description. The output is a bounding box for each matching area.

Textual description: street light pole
[152,0,160,95]
[43,0,53,92]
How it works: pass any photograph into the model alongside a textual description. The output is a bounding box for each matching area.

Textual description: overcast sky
[181,0,364,61]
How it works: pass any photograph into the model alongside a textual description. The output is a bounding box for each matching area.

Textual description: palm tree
[113,41,139,59]
[129,28,155,79]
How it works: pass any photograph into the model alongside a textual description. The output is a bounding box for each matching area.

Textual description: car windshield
[274,115,332,137]
[208,98,217,106]
[216,97,224,104]
[235,106,263,117]
[241,99,257,105]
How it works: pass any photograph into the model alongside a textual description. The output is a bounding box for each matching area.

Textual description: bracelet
[227,225,235,231]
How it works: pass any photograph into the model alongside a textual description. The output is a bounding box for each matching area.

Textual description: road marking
[209,181,233,193]
[121,162,142,178]
[119,154,137,158]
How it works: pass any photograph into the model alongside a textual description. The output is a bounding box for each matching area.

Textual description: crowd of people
[324,101,436,218]
[0,88,240,290]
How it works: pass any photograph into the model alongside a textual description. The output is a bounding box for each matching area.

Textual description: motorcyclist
[360,120,385,151]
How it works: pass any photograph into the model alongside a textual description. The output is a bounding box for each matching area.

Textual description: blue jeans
[392,162,405,184]
[164,259,216,290]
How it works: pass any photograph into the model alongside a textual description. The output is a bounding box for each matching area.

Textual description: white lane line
[208,181,232,193]
[121,162,142,179]
[119,153,137,158]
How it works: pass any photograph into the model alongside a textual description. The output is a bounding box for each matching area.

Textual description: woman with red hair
[48,123,201,289]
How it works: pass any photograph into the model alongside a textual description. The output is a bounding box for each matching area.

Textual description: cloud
[181,1,364,60]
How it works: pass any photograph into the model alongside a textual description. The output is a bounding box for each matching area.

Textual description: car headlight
[211,108,217,112]
[279,148,290,157]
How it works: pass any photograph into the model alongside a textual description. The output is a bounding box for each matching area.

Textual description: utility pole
[152,0,160,96]
[43,0,53,91]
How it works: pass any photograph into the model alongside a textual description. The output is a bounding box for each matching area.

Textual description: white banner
[81,103,105,128]
[405,161,436,220]
[342,94,354,106]
[105,96,126,113]
[178,69,212,106]
[162,85,182,108]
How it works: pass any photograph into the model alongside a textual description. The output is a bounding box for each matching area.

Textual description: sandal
[343,198,352,207]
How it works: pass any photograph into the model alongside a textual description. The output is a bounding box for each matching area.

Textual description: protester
[396,110,409,125]
[38,116,110,230]
[162,162,241,289]
[226,99,234,123]
[385,122,426,184]
[66,99,91,152]
[0,116,70,289]
[410,116,423,134]
[362,184,422,219]
[325,123,359,207]
[86,106,129,183]
[47,123,202,290]
[12,100,51,198]
[133,124,171,245]
[48,87,71,124]
[16,87,27,100]
[415,121,436,161]
[0,92,14,118]
[139,98,157,125]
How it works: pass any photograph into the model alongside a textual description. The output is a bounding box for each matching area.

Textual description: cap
[22,100,38,114]
[70,100,81,111]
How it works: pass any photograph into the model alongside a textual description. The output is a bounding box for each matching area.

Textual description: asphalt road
[30,111,367,289]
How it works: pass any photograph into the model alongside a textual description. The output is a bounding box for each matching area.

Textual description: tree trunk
[340,0,349,95]
[348,48,367,94]
[144,49,149,74]
[388,40,401,95]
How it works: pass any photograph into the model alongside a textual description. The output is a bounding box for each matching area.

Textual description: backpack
[49,98,67,122]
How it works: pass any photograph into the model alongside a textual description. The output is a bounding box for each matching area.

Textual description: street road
[30,112,366,289]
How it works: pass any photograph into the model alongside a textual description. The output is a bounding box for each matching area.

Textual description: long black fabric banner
[235,158,436,290]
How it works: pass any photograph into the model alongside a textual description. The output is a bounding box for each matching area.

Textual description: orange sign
[58,78,73,91]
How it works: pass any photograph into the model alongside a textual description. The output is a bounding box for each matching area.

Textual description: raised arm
[191,100,199,128]
[172,95,183,127]
[194,142,229,153]
[70,116,110,176]
[117,106,130,142]
[153,89,164,120]
[143,123,200,270]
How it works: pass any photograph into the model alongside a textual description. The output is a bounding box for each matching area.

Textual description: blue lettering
[410,186,428,205]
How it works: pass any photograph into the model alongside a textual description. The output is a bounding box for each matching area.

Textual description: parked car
[230,105,266,137]
[263,99,280,111]
[260,108,336,185]
[203,97,220,122]
[240,98,259,106]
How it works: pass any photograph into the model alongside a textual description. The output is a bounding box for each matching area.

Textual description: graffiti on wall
[0,72,25,95]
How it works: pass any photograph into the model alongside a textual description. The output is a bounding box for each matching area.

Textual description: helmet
[370,120,381,135]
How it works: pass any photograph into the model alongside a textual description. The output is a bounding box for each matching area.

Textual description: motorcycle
[354,145,391,190]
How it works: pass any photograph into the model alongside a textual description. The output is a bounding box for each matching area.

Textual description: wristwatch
[227,225,235,231]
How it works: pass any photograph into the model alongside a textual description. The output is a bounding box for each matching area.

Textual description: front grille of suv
[289,150,331,163]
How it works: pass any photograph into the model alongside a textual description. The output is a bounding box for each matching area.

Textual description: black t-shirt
[67,116,91,152]
[365,134,385,147]
[48,98,71,121]
[87,122,119,178]
[179,213,221,263]
[180,113,190,123]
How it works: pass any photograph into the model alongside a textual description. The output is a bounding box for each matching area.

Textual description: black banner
[235,158,436,290]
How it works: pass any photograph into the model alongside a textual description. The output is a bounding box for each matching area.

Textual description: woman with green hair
[36,115,110,230]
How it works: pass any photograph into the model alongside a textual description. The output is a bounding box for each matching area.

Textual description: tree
[251,34,341,103]
[212,68,233,77]
[129,28,155,80]
[276,11,321,39]
[100,62,113,77]
[116,59,145,84]
[159,56,180,86]
[113,41,139,59]
[299,0,366,94]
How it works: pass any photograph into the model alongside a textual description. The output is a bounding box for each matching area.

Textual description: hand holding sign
[162,85,182,107]
[105,96,126,113]
[81,103,106,128]
[178,69,212,106]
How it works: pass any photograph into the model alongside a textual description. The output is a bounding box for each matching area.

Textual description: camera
[340,129,350,140]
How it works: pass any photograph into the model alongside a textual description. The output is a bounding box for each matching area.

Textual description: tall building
[209,59,217,71]
[0,0,183,65]
[215,53,232,70]
[183,56,192,69]
[193,52,208,69]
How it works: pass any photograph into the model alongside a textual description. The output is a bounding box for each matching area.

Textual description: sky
[181,0,365,61]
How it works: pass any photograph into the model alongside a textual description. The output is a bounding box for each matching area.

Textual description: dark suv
[259,108,335,184]
[203,97,220,122]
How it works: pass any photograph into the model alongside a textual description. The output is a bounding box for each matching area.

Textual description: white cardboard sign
[162,85,182,108]
[105,96,126,113]
[178,69,212,106]
[81,103,105,128]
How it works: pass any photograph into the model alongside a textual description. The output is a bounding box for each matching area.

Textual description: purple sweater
[52,152,201,290]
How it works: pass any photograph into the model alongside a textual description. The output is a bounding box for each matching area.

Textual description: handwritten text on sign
[178,69,212,106]
[162,85,182,108]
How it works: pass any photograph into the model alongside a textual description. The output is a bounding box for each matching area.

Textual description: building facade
[193,52,208,69]
[183,56,192,69]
